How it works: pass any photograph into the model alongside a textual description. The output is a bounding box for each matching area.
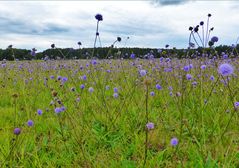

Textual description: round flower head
[146,122,154,130]
[150,91,155,96]
[210,75,215,81]
[88,87,94,93]
[113,87,118,93]
[130,53,135,59]
[37,109,43,115]
[201,65,206,70]
[139,69,147,77]
[200,21,204,26]
[234,102,239,108]
[14,128,21,135]
[27,120,34,127]
[186,74,192,80]
[81,75,87,80]
[51,44,55,49]
[155,84,162,90]
[170,137,178,147]
[218,63,234,76]
[95,14,103,21]
[55,107,62,114]
[80,84,85,89]
[117,37,121,42]
[113,93,118,98]
[211,36,218,43]
[105,85,110,90]
[183,65,190,72]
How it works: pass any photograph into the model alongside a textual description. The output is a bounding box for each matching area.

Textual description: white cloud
[0,1,238,51]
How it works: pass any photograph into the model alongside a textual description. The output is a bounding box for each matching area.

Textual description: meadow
[0,56,239,167]
[0,12,239,167]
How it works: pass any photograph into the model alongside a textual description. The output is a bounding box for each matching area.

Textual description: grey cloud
[151,0,190,6]
[0,16,69,35]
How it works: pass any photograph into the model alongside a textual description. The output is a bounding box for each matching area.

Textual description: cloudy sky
[0,0,238,51]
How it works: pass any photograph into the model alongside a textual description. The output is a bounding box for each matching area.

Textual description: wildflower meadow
[0,11,239,168]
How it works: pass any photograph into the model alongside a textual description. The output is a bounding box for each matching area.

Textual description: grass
[0,58,239,167]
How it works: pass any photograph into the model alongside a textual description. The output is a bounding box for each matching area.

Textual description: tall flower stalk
[92,14,103,58]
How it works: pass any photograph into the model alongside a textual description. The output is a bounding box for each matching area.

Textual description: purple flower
[95,14,103,21]
[234,102,239,108]
[81,75,87,80]
[113,87,118,93]
[80,84,85,89]
[201,65,206,70]
[89,87,94,93]
[146,122,154,130]
[150,91,155,96]
[218,63,234,76]
[130,53,135,59]
[210,75,215,81]
[37,109,43,115]
[55,107,62,114]
[139,69,147,77]
[113,93,118,98]
[156,84,162,90]
[186,74,192,80]
[62,77,68,82]
[61,106,66,112]
[27,120,34,127]
[183,65,190,72]
[14,128,21,135]
[211,36,219,43]
[170,137,178,147]
[91,59,97,65]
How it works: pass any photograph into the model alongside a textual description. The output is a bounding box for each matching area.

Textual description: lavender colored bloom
[170,137,178,147]
[95,14,103,21]
[61,106,66,112]
[150,91,155,96]
[192,81,197,86]
[27,120,34,127]
[189,64,193,69]
[80,84,85,89]
[57,76,62,80]
[156,84,162,90]
[113,87,118,93]
[186,74,192,80]
[146,122,154,130]
[50,75,54,79]
[201,65,206,70]
[113,93,118,98]
[14,128,21,135]
[91,59,97,65]
[62,77,68,82]
[218,63,234,76]
[55,107,62,114]
[81,75,87,80]
[88,87,94,93]
[223,54,228,59]
[139,69,147,77]
[234,102,239,108]
[37,109,43,115]
[210,75,215,81]
[130,53,135,59]
[183,65,190,72]
[211,36,219,43]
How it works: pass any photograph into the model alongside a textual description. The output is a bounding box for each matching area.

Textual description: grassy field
[0,58,239,167]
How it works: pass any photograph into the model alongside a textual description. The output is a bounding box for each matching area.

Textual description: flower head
[186,74,192,80]
[27,120,34,127]
[113,93,118,98]
[139,69,147,77]
[89,87,94,93]
[95,14,103,21]
[14,128,21,135]
[146,122,154,130]
[37,109,43,115]
[156,84,162,90]
[211,36,218,43]
[218,63,234,76]
[170,137,178,147]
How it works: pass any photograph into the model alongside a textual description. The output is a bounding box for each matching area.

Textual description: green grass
[0,59,239,167]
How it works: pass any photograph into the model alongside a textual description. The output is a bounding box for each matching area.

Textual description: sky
[0,0,238,51]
